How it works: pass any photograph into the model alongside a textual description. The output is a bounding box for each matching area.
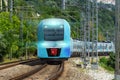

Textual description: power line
[62,0,65,10]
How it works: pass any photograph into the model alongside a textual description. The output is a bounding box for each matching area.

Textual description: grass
[0,58,19,64]
[0,56,37,64]
[99,62,114,73]
[99,56,115,73]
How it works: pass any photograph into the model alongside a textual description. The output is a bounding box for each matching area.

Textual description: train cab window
[44,27,64,41]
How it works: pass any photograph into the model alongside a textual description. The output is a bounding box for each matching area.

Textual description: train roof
[40,18,67,26]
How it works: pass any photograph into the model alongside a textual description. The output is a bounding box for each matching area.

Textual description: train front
[37,18,71,61]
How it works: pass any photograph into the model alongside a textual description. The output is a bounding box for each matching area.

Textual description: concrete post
[115,0,120,79]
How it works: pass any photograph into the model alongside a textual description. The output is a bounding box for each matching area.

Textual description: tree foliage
[0,0,115,61]
[0,12,20,57]
[0,12,37,60]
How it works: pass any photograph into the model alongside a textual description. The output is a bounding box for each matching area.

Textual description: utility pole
[115,0,120,79]
[83,12,87,67]
[86,0,91,64]
[80,12,85,59]
[10,0,13,22]
[25,31,28,60]
[91,0,98,69]
[62,0,65,10]
[9,0,13,60]
[0,0,2,11]
[20,11,23,58]
[106,31,109,41]
[80,12,84,41]
[4,0,8,11]
[82,0,91,68]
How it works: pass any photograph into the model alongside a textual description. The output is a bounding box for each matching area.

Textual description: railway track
[9,61,64,80]
[0,58,39,70]
[0,59,64,80]
[10,64,47,80]
[46,62,64,80]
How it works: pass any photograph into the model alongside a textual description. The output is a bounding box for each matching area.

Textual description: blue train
[37,18,71,61]
[37,18,115,62]
[72,40,115,56]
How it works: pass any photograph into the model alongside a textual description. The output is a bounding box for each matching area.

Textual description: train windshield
[44,27,64,41]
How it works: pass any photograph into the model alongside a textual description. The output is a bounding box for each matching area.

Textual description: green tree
[0,12,20,59]
[107,52,115,68]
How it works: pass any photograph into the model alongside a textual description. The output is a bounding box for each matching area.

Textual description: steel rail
[9,64,47,80]
[46,62,64,80]
[0,58,39,70]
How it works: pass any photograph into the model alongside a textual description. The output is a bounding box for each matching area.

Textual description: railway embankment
[58,58,93,80]
[0,58,114,80]
[70,58,114,80]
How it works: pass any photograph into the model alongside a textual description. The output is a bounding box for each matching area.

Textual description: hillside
[0,0,115,60]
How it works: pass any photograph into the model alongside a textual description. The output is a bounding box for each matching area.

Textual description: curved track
[20,62,64,80]
[0,59,64,80]
[46,62,64,80]
[10,64,47,80]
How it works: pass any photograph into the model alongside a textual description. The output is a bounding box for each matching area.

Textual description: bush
[107,52,115,68]
[100,57,108,64]
[99,53,115,72]
[0,54,3,62]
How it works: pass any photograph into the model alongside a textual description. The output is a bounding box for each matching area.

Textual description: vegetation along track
[0,58,39,70]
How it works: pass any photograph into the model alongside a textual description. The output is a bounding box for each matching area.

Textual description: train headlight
[44,26,48,28]
[57,42,67,47]
[60,25,63,28]
[60,43,67,46]
[41,42,48,47]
